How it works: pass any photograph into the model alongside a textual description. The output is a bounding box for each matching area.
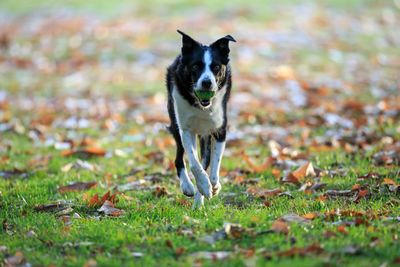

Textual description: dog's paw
[180,176,195,197]
[191,166,212,199]
[211,181,221,196]
[197,174,212,199]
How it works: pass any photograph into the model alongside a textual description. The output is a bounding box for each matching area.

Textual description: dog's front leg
[209,139,225,196]
[181,131,212,199]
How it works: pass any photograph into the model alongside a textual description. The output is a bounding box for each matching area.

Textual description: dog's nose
[201,79,212,89]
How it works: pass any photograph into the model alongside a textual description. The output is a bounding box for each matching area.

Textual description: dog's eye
[213,65,220,72]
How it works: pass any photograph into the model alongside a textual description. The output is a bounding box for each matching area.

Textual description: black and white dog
[166,30,236,207]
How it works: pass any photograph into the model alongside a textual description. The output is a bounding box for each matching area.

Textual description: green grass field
[1,0,400,266]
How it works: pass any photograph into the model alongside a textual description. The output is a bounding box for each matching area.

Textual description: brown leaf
[5,251,25,266]
[238,247,255,258]
[97,200,125,216]
[383,178,398,186]
[88,193,99,207]
[175,246,184,257]
[61,147,106,157]
[246,187,282,198]
[280,173,300,186]
[271,219,289,235]
[57,181,97,193]
[165,239,173,248]
[99,191,111,205]
[292,162,315,180]
[337,225,348,234]
[233,176,245,184]
[276,243,323,257]
[175,198,192,207]
[301,212,319,220]
[152,186,170,198]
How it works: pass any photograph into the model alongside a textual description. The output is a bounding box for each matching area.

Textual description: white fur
[179,169,195,196]
[195,50,217,91]
[209,140,225,196]
[172,85,225,136]
[180,131,212,199]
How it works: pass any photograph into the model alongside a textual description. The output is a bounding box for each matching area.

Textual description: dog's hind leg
[171,127,195,197]
[200,135,211,171]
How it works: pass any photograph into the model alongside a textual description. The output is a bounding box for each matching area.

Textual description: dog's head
[177,30,236,107]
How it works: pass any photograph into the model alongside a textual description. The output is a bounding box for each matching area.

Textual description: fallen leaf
[175,246,184,257]
[97,200,125,216]
[292,162,315,179]
[276,243,323,257]
[271,220,290,235]
[5,251,25,266]
[301,212,319,220]
[175,198,192,207]
[337,225,348,234]
[383,178,398,186]
[246,187,282,198]
[61,147,106,157]
[152,186,170,197]
[280,173,301,186]
[57,181,97,193]
[165,239,173,248]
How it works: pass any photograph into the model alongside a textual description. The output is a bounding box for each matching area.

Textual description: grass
[1,0,400,266]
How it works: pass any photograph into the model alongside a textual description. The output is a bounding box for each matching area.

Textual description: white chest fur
[172,86,225,135]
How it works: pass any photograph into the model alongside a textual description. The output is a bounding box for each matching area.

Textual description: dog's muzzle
[195,90,216,107]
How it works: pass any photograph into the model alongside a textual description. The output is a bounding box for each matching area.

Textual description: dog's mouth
[200,99,211,107]
[195,90,216,107]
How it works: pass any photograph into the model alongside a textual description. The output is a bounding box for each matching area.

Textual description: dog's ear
[210,35,236,64]
[177,30,201,57]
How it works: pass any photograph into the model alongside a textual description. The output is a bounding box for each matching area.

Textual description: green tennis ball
[195,90,216,101]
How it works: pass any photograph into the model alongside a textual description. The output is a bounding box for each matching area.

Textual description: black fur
[166,31,235,193]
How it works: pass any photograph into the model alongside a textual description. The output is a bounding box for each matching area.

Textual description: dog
[166,30,236,207]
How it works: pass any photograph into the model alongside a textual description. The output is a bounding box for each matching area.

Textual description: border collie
[166,30,236,207]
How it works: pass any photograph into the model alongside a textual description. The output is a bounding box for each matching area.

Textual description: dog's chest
[172,87,224,135]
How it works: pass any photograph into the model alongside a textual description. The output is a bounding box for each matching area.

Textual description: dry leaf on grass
[88,191,118,207]
[276,243,323,258]
[246,187,282,198]
[57,181,97,193]
[271,220,290,235]
[61,147,106,157]
[97,200,125,216]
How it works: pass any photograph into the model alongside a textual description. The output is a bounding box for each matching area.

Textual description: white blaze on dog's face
[195,50,218,92]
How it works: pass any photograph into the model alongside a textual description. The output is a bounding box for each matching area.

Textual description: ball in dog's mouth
[195,90,216,107]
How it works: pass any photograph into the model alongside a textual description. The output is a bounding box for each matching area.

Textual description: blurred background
[0,0,399,164]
